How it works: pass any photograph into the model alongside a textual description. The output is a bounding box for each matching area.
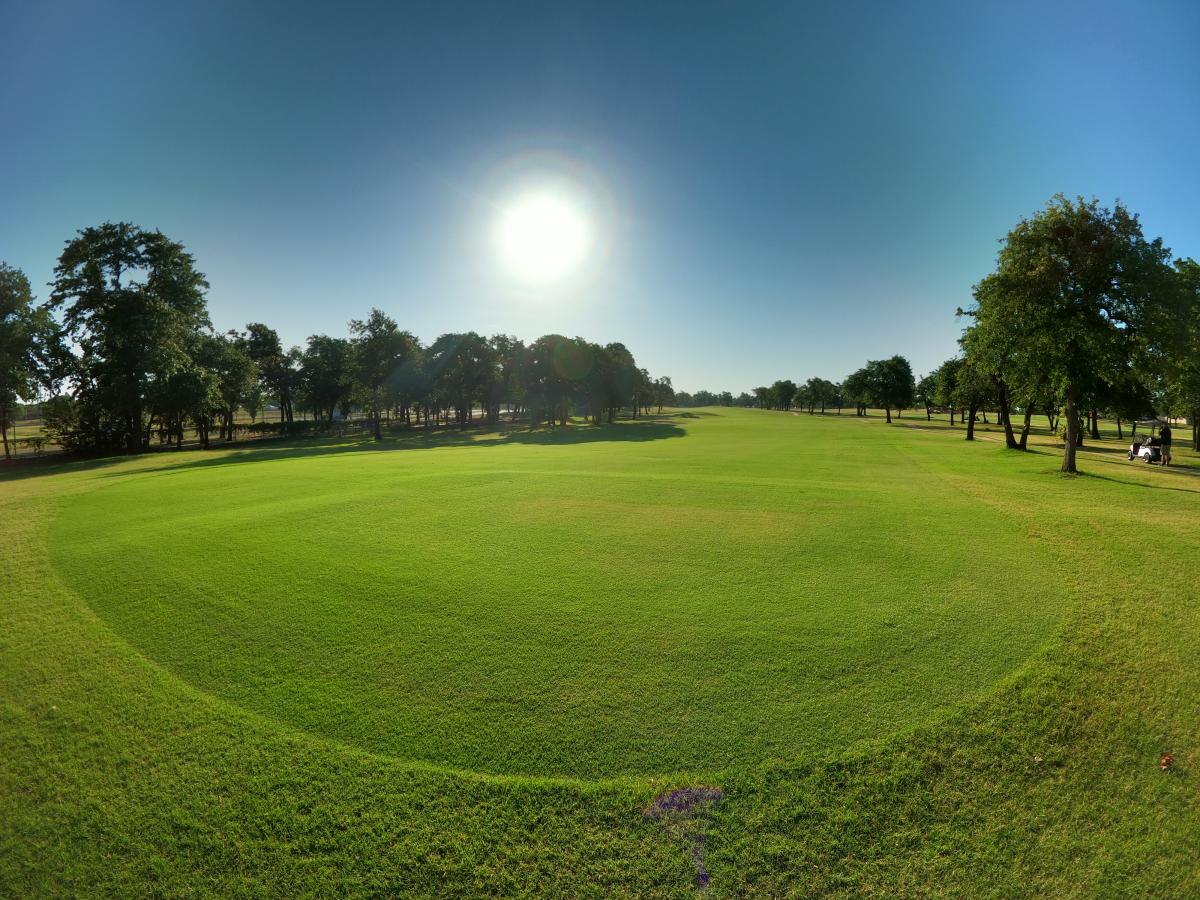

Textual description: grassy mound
[50,411,1061,777]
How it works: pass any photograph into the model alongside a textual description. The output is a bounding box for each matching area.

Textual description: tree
[932,358,962,426]
[770,379,797,411]
[350,309,418,440]
[50,223,210,452]
[862,356,914,423]
[952,359,993,441]
[966,196,1177,473]
[243,323,295,426]
[299,334,354,425]
[1161,259,1200,448]
[842,368,870,416]
[916,374,936,421]
[0,264,62,459]
[655,376,675,412]
[425,332,493,429]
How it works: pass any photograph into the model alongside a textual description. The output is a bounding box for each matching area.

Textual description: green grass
[3,408,1198,895]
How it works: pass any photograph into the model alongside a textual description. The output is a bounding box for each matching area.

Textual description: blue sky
[2,1,1197,392]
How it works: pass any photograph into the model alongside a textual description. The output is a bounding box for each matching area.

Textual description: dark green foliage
[0,263,62,458]
[964,196,1178,472]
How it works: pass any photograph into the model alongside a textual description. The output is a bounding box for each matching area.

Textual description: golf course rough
[3,407,1198,896]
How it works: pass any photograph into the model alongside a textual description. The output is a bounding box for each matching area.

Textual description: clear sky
[2,1,1197,393]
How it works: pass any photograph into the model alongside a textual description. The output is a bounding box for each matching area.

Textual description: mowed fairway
[4,408,1199,895]
[49,411,1061,777]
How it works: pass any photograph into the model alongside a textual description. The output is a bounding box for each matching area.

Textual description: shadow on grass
[78,416,689,481]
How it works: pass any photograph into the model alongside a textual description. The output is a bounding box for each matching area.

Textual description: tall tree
[242,323,294,425]
[966,196,1177,472]
[1163,259,1200,449]
[50,223,210,452]
[0,264,63,458]
[350,309,418,440]
[299,334,354,425]
[863,356,915,423]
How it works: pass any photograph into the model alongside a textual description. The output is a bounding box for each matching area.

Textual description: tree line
[0,222,676,457]
[6,197,1198,473]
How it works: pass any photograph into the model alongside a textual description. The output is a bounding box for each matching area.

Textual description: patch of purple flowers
[644,786,725,819]
[645,786,724,889]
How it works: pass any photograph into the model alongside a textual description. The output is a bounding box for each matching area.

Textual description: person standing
[1159,422,1173,466]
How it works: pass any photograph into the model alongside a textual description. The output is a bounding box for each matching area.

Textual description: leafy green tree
[1163,259,1200,449]
[299,334,354,425]
[0,264,62,458]
[655,376,676,412]
[916,374,936,421]
[425,332,493,429]
[50,223,210,452]
[842,368,870,416]
[210,332,258,439]
[479,334,523,426]
[966,195,1177,472]
[770,379,797,411]
[243,323,290,424]
[932,358,963,426]
[863,356,914,423]
[350,309,418,439]
[952,359,993,441]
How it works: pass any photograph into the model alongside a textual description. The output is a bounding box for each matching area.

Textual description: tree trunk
[993,379,1018,449]
[949,405,955,426]
[966,403,978,441]
[885,406,892,423]
[1090,407,1100,441]
[373,412,382,441]
[1115,417,1123,440]
[1,424,9,459]
[1018,405,1033,450]
[1062,388,1079,473]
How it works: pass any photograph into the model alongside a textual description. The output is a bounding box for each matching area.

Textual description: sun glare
[494,189,592,286]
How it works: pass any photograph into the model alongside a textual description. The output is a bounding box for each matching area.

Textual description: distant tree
[863,356,915,423]
[916,374,936,421]
[770,379,797,411]
[300,334,354,425]
[480,334,523,426]
[953,359,993,441]
[351,309,418,439]
[932,358,963,426]
[243,323,294,425]
[655,376,675,412]
[211,332,258,440]
[0,264,62,458]
[842,368,870,416]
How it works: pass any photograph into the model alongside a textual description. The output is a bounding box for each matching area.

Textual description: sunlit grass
[3,408,1197,895]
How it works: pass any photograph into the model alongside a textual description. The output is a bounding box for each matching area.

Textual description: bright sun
[494,189,591,286]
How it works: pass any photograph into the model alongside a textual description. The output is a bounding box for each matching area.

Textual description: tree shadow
[1077,468,1200,495]
[87,418,688,480]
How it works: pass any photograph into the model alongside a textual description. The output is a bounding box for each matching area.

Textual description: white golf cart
[1128,437,1161,463]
